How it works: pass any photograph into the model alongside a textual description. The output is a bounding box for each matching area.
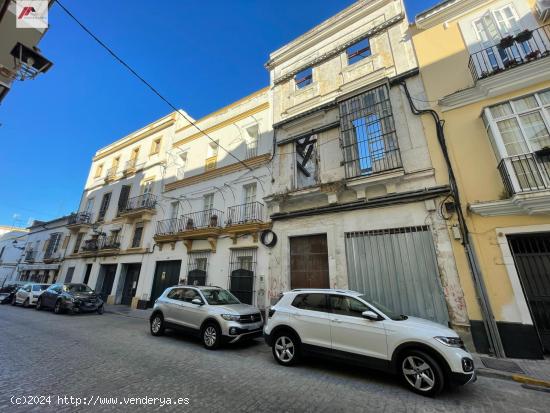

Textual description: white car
[12,283,50,307]
[263,289,475,396]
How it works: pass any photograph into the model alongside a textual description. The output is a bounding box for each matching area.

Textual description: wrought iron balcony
[81,238,99,252]
[155,209,224,236]
[498,151,550,196]
[124,158,137,172]
[122,193,157,212]
[81,234,121,252]
[469,25,550,82]
[68,211,91,226]
[226,202,265,226]
[105,166,117,182]
[24,250,36,262]
[156,217,181,236]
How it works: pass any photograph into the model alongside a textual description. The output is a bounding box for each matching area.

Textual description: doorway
[97,264,117,302]
[121,263,141,306]
[150,260,181,305]
[290,234,329,289]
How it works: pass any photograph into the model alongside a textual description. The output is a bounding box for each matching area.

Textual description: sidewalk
[104,304,152,320]
[473,353,550,390]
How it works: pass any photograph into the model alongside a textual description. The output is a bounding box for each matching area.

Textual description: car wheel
[272,331,300,366]
[35,298,42,311]
[11,295,17,306]
[23,298,29,308]
[400,350,445,397]
[150,313,165,336]
[202,322,221,350]
[97,305,104,315]
[54,300,64,315]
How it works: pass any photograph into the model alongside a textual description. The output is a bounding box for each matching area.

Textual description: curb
[104,309,151,320]
[476,368,550,388]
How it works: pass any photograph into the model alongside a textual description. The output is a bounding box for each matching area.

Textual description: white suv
[11,283,50,307]
[264,289,475,396]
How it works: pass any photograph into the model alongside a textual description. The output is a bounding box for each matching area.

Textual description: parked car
[0,284,23,304]
[36,283,104,314]
[264,289,475,396]
[150,285,263,349]
[11,283,50,307]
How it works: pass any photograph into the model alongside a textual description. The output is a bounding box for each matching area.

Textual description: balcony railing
[122,193,157,212]
[226,202,265,226]
[24,250,36,262]
[105,167,117,181]
[81,234,121,252]
[155,209,224,236]
[125,158,137,171]
[68,211,91,226]
[498,151,550,195]
[469,25,550,82]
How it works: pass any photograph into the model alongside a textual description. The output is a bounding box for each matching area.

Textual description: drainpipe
[398,78,506,358]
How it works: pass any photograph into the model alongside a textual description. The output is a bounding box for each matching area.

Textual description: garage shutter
[345,226,449,325]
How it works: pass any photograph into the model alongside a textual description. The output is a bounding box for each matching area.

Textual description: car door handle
[331,318,343,323]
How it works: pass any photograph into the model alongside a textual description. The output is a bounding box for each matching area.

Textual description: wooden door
[290,234,329,289]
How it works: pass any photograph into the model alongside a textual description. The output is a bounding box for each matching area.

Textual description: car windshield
[201,289,240,305]
[63,284,92,293]
[32,285,49,292]
[358,295,406,321]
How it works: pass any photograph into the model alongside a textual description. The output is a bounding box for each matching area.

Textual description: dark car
[36,283,104,315]
[0,284,22,304]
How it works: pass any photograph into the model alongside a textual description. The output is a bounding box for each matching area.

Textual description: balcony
[155,209,224,251]
[499,151,550,195]
[24,250,36,263]
[469,25,550,82]
[104,167,118,183]
[118,193,157,222]
[81,234,122,255]
[67,211,92,232]
[225,202,269,242]
[123,159,138,176]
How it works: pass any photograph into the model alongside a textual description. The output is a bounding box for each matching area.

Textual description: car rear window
[291,294,329,312]
[32,285,48,291]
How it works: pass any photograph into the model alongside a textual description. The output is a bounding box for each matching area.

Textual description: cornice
[469,190,550,216]
[414,0,489,29]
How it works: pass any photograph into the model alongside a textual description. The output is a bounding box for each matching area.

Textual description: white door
[290,293,332,349]
[243,183,257,221]
[328,294,388,360]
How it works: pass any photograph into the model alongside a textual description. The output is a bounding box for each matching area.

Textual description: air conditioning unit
[536,0,550,22]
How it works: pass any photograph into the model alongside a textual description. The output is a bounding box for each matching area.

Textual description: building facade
[0,226,28,286]
[18,217,71,284]
[150,88,273,308]
[413,0,550,358]
[60,111,188,306]
[264,0,472,344]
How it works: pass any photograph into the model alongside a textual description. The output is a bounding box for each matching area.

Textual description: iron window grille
[339,84,402,179]
[44,233,62,259]
[187,251,210,286]
[228,249,257,305]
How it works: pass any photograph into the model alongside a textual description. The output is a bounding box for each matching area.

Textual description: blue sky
[0,0,436,227]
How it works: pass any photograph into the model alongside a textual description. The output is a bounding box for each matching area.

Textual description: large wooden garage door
[345,226,449,325]
[508,234,550,353]
[290,234,329,289]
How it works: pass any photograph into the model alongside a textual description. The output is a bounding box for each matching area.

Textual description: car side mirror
[362,310,380,321]
[191,298,203,306]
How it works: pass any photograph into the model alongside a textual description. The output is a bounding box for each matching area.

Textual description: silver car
[12,283,50,307]
[150,286,263,349]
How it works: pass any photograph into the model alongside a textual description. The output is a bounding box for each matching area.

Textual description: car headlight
[221,314,240,321]
[434,336,464,348]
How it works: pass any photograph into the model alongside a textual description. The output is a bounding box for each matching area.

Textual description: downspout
[399,78,506,358]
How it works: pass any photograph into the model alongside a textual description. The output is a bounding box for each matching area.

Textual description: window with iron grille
[44,233,61,259]
[73,233,84,254]
[339,84,402,178]
[98,192,112,221]
[131,222,144,248]
[187,251,210,286]
[229,249,257,305]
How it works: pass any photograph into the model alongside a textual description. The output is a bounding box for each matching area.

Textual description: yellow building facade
[412,0,550,359]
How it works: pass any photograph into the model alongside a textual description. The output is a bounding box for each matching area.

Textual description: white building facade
[264,0,471,341]
[0,226,28,286]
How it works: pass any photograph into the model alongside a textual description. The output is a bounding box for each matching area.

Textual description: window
[167,288,184,300]
[295,67,312,89]
[85,198,94,214]
[295,134,319,189]
[117,185,131,213]
[83,264,93,285]
[243,183,257,204]
[178,152,188,179]
[94,164,104,178]
[73,233,84,254]
[243,182,257,221]
[246,125,259,158]
[112,157,120,170]
[206,142,218,170]
[187,251,209,286]
[98,192,112,221]
[329,295,369,318]
[131,147,140,160]
[346,38,371,65]
[181,288,201,303]
[65,267,75,283]
[150,138,161,155]
[44,233,62,258]
[0,246,4,259]
[170,201,179,220]
[203,193,214,211]
[131,222,144,248]
[339,84,401,178]
[291,293,329,312]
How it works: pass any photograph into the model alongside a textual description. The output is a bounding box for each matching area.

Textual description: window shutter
[42,240,50,252]
[62,235,70,249]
